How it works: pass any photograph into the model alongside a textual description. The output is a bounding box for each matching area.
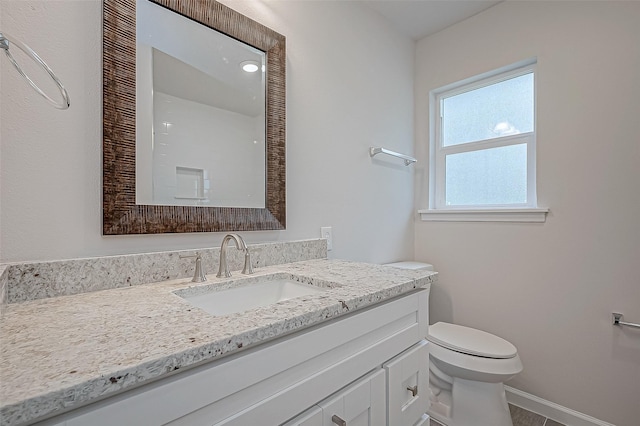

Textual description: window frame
[429,62,539,213]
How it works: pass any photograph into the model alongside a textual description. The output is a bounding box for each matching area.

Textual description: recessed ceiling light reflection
[240,60,260,73]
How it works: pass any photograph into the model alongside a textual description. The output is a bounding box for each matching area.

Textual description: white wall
[150,92,265,207]
[415,2,640,425]
[0,0,415,263]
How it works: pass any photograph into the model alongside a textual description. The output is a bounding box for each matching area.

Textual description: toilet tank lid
[385,261,434,271]
[427,322,518,359]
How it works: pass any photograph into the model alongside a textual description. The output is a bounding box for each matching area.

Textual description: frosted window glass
[442,73,534,147]
[445,144,527,206]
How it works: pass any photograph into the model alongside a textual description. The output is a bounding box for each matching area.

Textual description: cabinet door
[384,340,429,426]
[282,406,323,426]
[319,369,385,426]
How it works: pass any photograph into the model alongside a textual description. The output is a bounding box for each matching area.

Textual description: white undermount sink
[174,275,327,316]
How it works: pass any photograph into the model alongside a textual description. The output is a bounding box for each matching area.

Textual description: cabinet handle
[332,414,347,426]
[407,385,418,397]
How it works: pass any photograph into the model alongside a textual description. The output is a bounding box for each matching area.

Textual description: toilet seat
[428,322,517,359]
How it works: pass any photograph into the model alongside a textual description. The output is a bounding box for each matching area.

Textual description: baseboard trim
[505,386,615,426]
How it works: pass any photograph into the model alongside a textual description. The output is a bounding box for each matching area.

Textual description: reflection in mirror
[136,0,266,208]
[103,0,286,235]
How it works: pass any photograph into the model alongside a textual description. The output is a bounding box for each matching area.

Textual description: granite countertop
[0,259,436,426]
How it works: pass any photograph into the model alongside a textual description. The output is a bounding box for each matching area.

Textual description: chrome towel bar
[369,147,416,166]
[612,313,640,329]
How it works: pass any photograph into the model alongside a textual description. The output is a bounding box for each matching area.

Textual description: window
[422,61,547,222]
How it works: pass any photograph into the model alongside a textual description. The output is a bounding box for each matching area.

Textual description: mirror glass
[136,0,266,208]
[102,0,286,235]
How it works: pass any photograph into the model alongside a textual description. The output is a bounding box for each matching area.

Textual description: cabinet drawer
[384,340,429,426]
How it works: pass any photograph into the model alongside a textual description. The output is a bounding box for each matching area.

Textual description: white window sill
[418,208,549,223]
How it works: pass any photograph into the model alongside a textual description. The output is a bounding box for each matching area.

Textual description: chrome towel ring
[0,31,70,109]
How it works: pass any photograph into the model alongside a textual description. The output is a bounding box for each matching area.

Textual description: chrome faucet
[217,233,254,278]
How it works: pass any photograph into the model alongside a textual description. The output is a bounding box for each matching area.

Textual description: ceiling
[362,0,502,40]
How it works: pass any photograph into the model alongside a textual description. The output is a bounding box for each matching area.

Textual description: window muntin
[432,63,537,209]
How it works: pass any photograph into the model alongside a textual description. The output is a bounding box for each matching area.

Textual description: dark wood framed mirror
[103,0,286,235]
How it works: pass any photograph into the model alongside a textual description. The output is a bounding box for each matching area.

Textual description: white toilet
[427,322,522,426]
[385,261,523,426]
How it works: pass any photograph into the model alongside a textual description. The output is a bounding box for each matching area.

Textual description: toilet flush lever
[407,385,418,397]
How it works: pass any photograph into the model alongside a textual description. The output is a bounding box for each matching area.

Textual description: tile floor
[429,404,566,426]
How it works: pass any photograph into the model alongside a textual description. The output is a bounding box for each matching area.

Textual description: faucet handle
[179,252,207,283]
[242,247,254,275]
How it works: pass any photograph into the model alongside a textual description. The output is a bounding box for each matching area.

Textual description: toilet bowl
[384,261,522,426]
[427,322,523,426]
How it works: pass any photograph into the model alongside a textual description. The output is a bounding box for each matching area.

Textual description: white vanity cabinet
[284,369,386,426]
[36,289,429,426]
[284,341,430,426]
